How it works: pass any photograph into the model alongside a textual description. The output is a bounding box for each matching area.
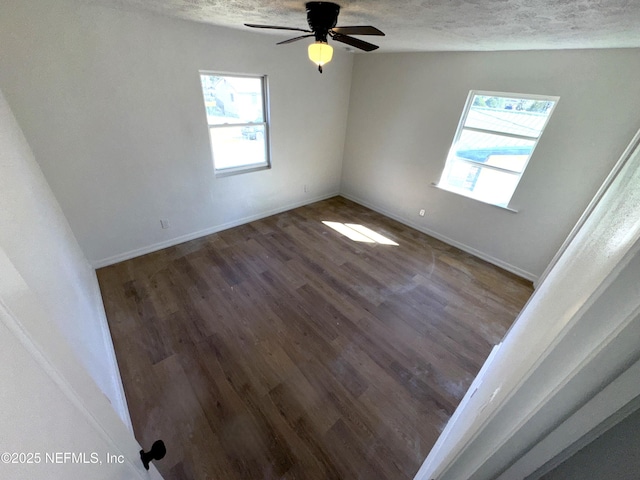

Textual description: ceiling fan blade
[244,23,312,33]
[331,26,385,36]
[277,34,315,45]
[331,33,379,52]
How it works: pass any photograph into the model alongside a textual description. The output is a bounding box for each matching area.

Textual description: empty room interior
[2,1,640,479]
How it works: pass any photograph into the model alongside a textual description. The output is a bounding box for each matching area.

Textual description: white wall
[541,406,640,480]
[0,0,353,266]
[0,87,129,425]
[342,49,640,279]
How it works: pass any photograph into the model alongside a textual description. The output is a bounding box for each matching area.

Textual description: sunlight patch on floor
[322,221,399,246]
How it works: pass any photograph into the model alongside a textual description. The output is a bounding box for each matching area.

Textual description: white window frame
[437,90,559,210]
[199,72,271,177]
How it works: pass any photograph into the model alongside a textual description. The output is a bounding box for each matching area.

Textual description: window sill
[431,183,519,213]
[215,164,271,178]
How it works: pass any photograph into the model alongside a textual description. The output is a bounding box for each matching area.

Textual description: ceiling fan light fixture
[308,41,333,73]
[245,1,384,74]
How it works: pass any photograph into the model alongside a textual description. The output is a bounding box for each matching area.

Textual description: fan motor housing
[306,2,340,41]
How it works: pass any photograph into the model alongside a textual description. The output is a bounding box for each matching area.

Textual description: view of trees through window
[472,95,553,113]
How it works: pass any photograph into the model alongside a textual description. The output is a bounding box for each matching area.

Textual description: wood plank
[98,196,533,479]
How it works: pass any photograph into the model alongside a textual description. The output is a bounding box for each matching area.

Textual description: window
[437,91,558,209]
[199,73,270,175]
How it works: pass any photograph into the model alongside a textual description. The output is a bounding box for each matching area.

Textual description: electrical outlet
[419,209,426,217]
[160,219,170,229]
[304,184,309,193]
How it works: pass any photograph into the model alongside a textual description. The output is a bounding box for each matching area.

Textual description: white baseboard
[340,192,537,282]
[91,192,339,268]
[92,189,536,283]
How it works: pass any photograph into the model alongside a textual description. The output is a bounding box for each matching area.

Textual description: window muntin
[438,91,558,208]
[199,73,270,175]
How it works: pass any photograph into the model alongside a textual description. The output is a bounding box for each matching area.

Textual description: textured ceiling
[98,0,640,52]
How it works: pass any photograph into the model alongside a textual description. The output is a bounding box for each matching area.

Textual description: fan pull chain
[318,65,323,73]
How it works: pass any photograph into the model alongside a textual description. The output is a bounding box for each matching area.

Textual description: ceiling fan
[245,1,385,73]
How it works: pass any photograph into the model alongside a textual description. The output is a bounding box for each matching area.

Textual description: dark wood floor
[98,196,532,480]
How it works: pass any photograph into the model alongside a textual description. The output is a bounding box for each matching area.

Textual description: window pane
[466,95,555,138]
[200,75,264,125]
[199,72,270,175]
[455,129,535,174]
[444,158,520,207]
[209,125,267,171]
[444,158,482,192]
[471,166,520,207]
